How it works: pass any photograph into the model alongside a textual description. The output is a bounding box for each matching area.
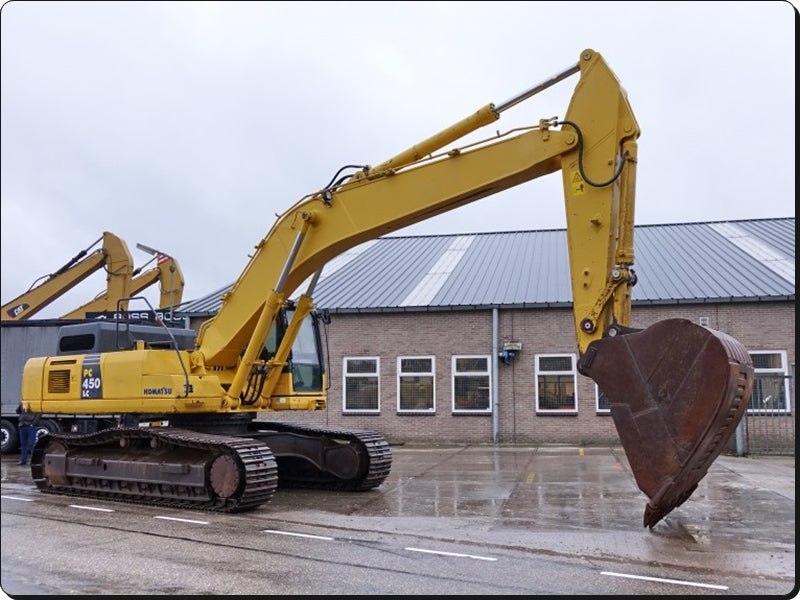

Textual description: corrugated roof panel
[365,237,449,308]
[317,239,379,279]
[708,222,794,285]
[738,218,795,260]
[432,233,501,306]
[435,232,513,305]
[178,217,794,314]
[522,230,572,303]
[401,235,476,306]
[478,232,530,304]
[640,224,736,300]
[175,282,232,314]
[431,230,572,306]
[314,236,453,309]
[699,222,794,296]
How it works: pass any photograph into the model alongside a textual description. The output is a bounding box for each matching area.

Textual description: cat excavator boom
[1,232,134,321]
[23,49,753,528]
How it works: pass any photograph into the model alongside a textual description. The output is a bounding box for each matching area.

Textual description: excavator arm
[198,50,636,370]
[60,253,185,318]
[24,50,753,526]
[150,254,185,310]
[2,232,134,321]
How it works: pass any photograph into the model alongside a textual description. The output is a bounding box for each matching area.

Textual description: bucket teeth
[579,318,754,527]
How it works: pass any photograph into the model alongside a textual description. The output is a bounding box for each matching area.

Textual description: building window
[595,386,611,413]
[452,355,491,414]
[747,351,791,414]
[536,354,577,413]
[397,356,435,412]
[343,357,380,413]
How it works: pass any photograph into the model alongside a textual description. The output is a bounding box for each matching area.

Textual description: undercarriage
[31,419,392,512]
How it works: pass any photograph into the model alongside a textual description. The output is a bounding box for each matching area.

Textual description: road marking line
[0,495,34,502]
[601,570,728,590]
[68,505,115,512]
[405,547,497,562]
[263,529,333,541]
[154,516,209,524]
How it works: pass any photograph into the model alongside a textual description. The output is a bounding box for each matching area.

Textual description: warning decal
[571,171,586,195]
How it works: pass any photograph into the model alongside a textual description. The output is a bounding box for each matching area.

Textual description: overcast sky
[1,1,795,319]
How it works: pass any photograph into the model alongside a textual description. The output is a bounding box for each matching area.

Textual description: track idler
[578,318,754,528]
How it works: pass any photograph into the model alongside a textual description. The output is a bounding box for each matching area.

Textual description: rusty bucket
[579,318,754,527]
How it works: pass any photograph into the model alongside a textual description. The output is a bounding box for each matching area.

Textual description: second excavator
[2,232,185,320]
[23,49,753,528]
[2,231,134,321]
[63,250,185,319]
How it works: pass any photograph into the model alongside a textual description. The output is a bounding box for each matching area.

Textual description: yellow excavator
[2,233,184,321]
[2,232,135,321]
[61,251,185,319]
[23,49,753,528]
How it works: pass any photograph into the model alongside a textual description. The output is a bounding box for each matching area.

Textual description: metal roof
[177,217,795,315]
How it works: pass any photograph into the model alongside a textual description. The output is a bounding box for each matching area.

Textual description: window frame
[451,355,492,414]
[747,350,792,414]
[342,356,381,414]
[535,353,578,414]
[595,385,611,414]
[397,355,436,414]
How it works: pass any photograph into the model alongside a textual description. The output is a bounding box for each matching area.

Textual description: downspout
[492,307,499,443]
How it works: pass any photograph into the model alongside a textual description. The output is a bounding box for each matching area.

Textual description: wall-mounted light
[499,341,522,365]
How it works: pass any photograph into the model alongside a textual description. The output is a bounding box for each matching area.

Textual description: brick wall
[263,301,795,447]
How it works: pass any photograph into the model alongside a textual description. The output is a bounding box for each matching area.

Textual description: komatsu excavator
[22,49,753,528]
[1,232,134,321]
[61,251,185,318]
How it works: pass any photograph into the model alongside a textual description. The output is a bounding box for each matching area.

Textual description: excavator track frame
[248,421,393,491]
[31,428,279,512]
[29,419,393,511]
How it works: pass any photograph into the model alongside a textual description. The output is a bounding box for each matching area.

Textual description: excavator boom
[61,252,185,318]
[2,232,133,321]
[24,50,753,526]
[152,254,185,310]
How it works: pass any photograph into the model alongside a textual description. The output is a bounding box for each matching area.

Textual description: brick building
[181,217,795,453]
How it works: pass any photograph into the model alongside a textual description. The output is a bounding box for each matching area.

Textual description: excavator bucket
[579,318,754,528]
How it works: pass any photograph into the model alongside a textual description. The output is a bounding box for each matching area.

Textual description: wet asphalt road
[0,445,795,595]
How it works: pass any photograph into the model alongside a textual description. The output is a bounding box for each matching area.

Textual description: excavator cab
[259,304,325,395]
[283,308,326,393]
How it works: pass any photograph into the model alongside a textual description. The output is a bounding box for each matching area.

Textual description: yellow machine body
[22,50,753,525]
